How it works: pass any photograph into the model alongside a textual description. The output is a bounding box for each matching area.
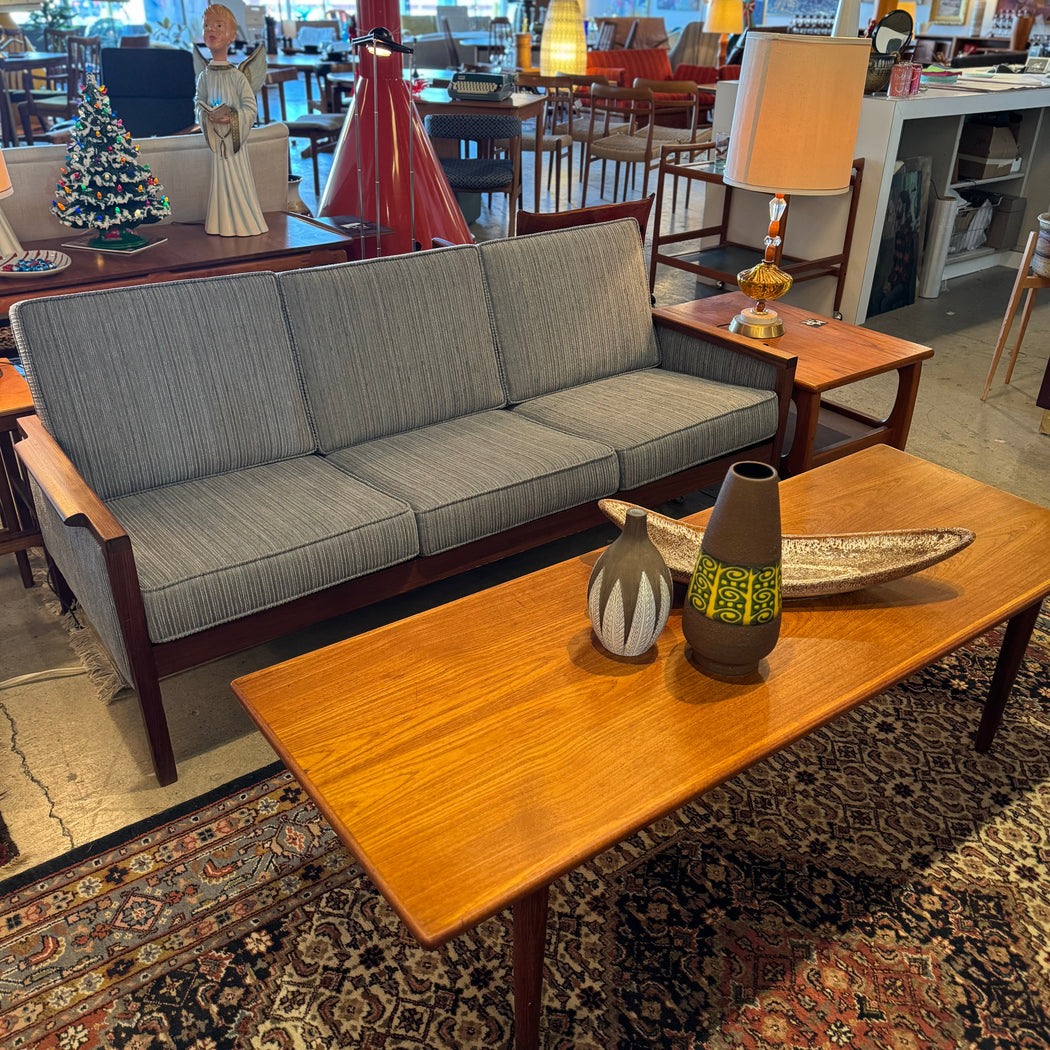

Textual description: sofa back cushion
[12,272,313,501]
[279,244,506,451]
[479,220,659,403]
[587,48,673,84]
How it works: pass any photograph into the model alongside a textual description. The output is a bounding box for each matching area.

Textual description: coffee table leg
[513,883,550,1050]
[975,599,1043,752]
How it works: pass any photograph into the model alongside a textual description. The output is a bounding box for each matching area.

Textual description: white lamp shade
[724,35,870,196]
[539,0,586,76]
[705,0,744,36]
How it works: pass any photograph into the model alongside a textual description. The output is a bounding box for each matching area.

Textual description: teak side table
[656,293,934,476]
[0,358,41,587]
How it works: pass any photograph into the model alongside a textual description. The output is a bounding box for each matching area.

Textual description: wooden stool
[286,113,345,195]
[982,230,1050,400]
[259,66,296,123]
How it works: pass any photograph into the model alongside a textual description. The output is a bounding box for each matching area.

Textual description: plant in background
[26,0,75,35]
[143,17,195,50]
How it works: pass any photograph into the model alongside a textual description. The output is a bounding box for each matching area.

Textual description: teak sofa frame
[17,309,797,786]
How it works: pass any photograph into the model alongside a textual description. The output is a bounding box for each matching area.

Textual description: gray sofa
[13,219,796,785]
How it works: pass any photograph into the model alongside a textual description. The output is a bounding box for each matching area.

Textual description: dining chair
[648,144,866,318]
[594,21,616,51]
[442,19,463,69]
[516,194,654,240]
[488,17,514,67]
[18,35,101,144]
[551,73,613,185]
[286,112,346,195]
[581,85,662,205]
[425,112,523,235]
[0,27,28,54]
[99,47,197,138]
[625,77,706,200]
[517,72,574,210]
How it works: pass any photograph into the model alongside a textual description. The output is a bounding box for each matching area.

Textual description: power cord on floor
[0,667,86,690]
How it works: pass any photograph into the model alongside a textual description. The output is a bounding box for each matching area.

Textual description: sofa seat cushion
[511,368,778,491]
[109,457,418,643]
[325,411,618,556]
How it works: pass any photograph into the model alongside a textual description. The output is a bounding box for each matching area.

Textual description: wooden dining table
[0,51,67,147]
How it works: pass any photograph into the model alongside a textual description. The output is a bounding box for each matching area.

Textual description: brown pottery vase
[682,461,782,677]
[587,508,673,657]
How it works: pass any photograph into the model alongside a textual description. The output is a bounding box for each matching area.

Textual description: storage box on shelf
[986,193,1027,249]
[954,119,1022,180]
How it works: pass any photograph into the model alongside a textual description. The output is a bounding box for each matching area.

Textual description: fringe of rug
[32,558,133,705]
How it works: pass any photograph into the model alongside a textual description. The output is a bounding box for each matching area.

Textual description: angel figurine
[194,5,269,236]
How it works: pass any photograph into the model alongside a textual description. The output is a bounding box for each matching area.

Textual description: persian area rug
[1,608,1047,1050]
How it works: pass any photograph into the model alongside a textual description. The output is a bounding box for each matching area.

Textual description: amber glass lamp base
[729,258,793,339]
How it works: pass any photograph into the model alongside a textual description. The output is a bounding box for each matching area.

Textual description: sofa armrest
[17,413,169,777]
[653,307,797,464]
[16,415,129,548]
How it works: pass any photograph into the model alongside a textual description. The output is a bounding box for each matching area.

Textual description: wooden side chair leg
[1003,287,1038,385]
[982,230,1037,400]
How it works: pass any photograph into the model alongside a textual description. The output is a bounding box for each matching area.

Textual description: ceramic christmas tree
[51,72,170,250]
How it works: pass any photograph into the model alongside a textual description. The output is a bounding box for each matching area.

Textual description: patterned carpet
[1,607,1047,1049]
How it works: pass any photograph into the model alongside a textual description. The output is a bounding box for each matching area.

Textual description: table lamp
[0,150,22,257]
[722,34,869,338]
[705,0,744,66]
[539,0,586,76]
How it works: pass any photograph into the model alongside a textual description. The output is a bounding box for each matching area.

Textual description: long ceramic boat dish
[598,499,976,599]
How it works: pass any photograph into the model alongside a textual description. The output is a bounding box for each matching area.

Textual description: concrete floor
[0,77,1047,882]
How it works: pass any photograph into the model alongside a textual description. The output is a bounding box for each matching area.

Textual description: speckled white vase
[587,508,673,657]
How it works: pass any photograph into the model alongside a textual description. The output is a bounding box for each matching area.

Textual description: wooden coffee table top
[232,446,1050,949]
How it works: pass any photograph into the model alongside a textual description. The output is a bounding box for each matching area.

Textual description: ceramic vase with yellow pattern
[682,461,782,677]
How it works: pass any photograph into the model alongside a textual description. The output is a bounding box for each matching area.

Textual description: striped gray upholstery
[512,369,778,490]
[30,476,136,686]
[12,273,312,501]
[107,457,418,643]
[279,247,506,451]
[478,220,659,403]
[325,411,618,555]
[657,326,780,389]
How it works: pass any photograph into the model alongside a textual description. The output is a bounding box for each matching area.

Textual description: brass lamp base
[729,304,785,339]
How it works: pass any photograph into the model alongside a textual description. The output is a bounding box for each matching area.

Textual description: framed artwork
[929,0,972,25]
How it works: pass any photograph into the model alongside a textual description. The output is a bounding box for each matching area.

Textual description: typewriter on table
[447,72,516,101]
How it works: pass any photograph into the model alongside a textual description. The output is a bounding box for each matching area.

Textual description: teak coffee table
[232,446,1050,1049]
